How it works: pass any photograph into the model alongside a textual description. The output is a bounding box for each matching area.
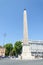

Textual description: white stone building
[29,40,43,58]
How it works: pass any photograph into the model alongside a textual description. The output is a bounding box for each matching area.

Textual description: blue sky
[0,0,43,45]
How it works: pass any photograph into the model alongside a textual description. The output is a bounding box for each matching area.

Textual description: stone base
[22,45,34,60]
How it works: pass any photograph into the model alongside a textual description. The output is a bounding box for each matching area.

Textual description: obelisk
[23,9,28,45]
[22,9,34,60]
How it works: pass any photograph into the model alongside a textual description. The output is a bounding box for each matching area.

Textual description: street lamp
[3,33,6,46]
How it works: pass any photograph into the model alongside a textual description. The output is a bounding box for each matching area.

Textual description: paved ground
[0,58,43,65]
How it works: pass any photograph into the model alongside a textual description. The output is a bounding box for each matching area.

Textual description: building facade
[29,41,43,58]
[0,47,5,57]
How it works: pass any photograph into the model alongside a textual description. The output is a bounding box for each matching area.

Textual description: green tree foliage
[9,48,15,56]
[3,41,22,56]
[4,43,13,56]
[14,41,22,57]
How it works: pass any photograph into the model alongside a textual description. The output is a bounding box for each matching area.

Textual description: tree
[14,41,22,57]
[4,43,13,56]
[9,48,15,56]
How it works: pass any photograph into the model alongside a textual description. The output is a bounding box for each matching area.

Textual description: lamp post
[3,33,6,46]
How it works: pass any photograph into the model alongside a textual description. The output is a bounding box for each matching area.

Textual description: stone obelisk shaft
[23,9,28,45]
[21,9,34,60]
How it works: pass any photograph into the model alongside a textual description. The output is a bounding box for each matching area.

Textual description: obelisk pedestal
[22,44,34,60]
[22,9,34,60]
